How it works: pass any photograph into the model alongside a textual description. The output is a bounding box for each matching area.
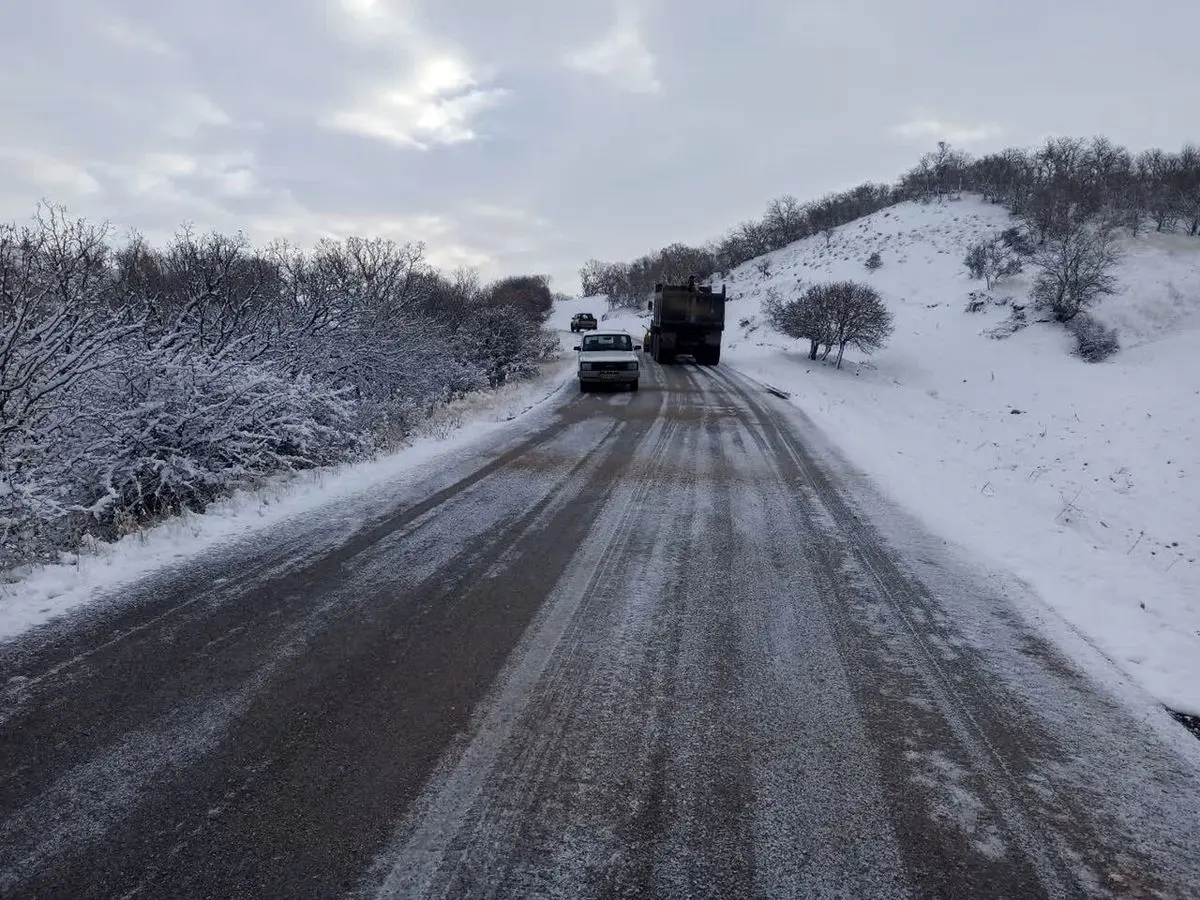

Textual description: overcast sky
[2,0,1197,293]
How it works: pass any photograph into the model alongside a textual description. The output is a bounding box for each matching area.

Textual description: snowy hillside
[712,197,1200,718]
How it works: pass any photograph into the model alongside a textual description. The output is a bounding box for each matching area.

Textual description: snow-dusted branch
[0,205,560,571]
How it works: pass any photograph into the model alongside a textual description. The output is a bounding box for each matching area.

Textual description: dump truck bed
[653,286,725,329]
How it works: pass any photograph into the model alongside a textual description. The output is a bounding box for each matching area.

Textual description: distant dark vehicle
[570,313,598,332]
[646,275,726,365]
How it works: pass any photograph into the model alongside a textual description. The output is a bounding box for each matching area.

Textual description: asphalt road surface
[3,358,1200,899]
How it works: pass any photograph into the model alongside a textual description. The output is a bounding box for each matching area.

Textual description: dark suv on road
[570,313,598,332]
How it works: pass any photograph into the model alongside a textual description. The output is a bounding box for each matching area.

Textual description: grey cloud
[2,0,1198,292]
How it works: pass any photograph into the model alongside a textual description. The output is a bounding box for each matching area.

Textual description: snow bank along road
[2,360,1200,899]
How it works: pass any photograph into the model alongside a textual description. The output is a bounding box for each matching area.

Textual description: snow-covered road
[2,358,1199,898]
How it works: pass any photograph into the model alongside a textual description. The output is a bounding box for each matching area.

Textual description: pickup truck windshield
[581,334,632,352]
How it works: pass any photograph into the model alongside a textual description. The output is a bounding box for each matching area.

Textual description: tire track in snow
[362,376,683,898]
[0,402,648,896]
[364,365,911,898]
[704,362,1200,898]
[702,362,1076,896]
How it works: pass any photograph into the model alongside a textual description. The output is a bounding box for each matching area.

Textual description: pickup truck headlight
[580,362,594,371]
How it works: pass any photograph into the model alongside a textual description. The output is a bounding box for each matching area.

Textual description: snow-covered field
[710,197,1200,718]
[0,355,577,641]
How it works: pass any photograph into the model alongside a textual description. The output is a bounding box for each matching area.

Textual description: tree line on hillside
[580,135,1200,311]
[579,184,898,307]
[0,204,558,570]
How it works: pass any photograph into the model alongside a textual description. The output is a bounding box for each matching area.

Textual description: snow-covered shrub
[82,341,366,521]
[964,236,1022,289]
[454,305,559,390]
[0,204,561,571]
[865,251,883,271]
[985,305,1029,340]
[0,207,136,452]
[1,336,368,565]
[1068,313,1120,362]
[999,226,1035,257]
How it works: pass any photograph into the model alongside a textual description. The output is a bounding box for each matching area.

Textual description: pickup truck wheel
[630,379,639,392]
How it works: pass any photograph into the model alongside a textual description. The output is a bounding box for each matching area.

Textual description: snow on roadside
[547,293,648,338]
[0,355,577,643]
[722,196,1200,717]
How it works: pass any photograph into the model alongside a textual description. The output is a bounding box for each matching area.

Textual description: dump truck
[646,276,726,365]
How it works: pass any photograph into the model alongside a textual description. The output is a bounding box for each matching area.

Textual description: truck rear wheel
[652,337,670,364]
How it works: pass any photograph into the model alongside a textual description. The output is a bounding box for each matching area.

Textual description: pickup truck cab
[574,330,640,392]
[570,313,598,332]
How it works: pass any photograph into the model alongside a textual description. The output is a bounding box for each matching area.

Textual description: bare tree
[1174,143,1200,236]
[1137,148,1179,233]
[823,281,894,368]
[963,236,1022,289]
[762,195,807,246]
[929,141,970,200]
[900,142,969,202]
[1030,221,1121,322]
[578,259,608,297]
[768,281,893,368]
[765,282,833,360]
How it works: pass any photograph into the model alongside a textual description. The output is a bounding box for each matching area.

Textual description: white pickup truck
[574,330,640,392]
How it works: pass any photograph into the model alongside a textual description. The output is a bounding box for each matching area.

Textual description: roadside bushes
[452,304,561,389]
[0,203,559,570]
